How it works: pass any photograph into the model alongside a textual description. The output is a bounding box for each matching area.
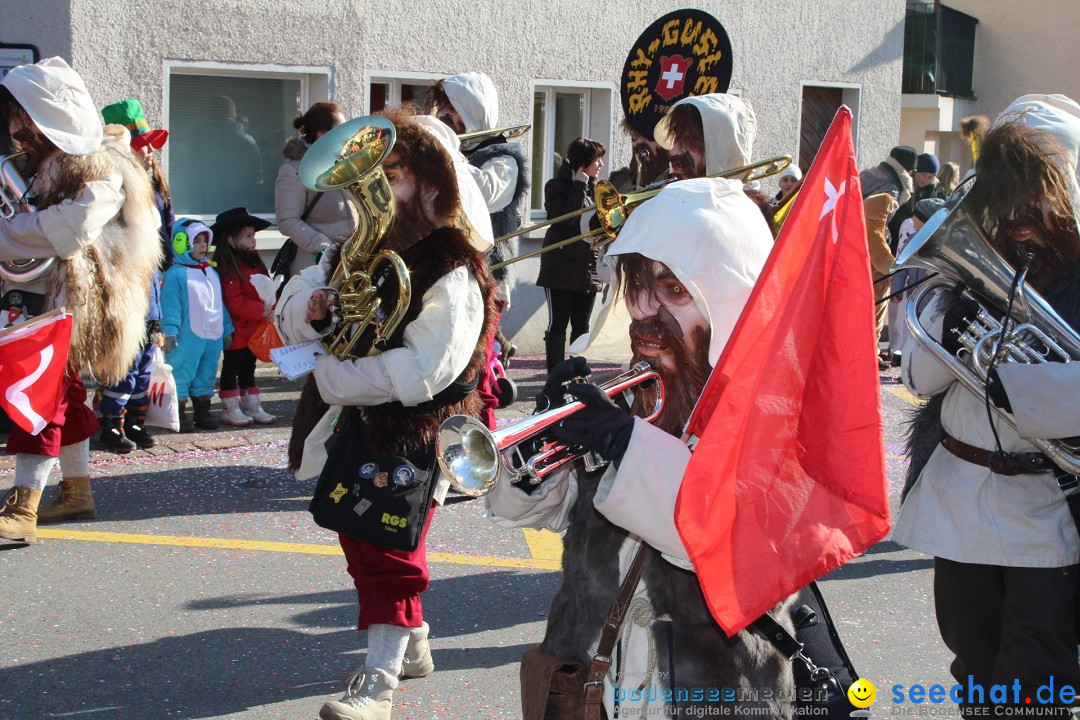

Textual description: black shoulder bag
[308,408,438,552]
[271,192,323,281]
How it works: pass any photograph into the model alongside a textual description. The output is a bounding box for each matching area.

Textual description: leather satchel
[519,546,645,720]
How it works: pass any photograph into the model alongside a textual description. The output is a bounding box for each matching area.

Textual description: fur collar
[38,143,161,383]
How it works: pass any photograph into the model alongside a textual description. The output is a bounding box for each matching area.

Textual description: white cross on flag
[0,310,72,436]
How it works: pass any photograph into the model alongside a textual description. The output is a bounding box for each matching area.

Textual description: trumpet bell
[298,116,396,191]
[437,415,501,497]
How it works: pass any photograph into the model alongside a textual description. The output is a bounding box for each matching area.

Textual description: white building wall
[7,0,906,353]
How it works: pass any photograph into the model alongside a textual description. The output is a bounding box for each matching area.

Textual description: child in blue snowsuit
[161,219,233,432]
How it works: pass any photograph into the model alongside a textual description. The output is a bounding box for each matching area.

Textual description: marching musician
[486,177,795,718]
[653,93,756,183]
[0,58,160,544]
[429,71,529,414]
[275,106,496,720]
[651,93,778,234]
[896,94,1080,716]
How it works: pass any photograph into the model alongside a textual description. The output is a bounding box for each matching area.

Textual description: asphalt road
[0,359,953,720]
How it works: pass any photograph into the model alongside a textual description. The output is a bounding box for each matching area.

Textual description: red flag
[675,108,889,636]
[0,311,73,436]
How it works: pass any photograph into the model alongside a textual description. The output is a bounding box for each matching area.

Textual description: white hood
[995,94,1080,230]
[412,114,494,251]
[1,56,102,156]
[654,93,757,177]
[442,72,499,133]
[571,177,773,366]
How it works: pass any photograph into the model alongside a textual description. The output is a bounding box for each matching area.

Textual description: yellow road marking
[522,528,563,565]
[885,386,922,407]
[34,528,562,571]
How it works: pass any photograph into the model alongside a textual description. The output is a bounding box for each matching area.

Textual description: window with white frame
[166,64,330,219]
[531,84,613,212]
[367,73,443,114]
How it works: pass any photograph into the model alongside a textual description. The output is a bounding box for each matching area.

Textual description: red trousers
[338,502,437,630]
[7,373,99,457]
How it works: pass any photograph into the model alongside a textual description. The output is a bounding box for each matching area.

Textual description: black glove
[940,294,980,357]
[985,367,1013,413]
[536,356,591,413]
[551,382,634,464]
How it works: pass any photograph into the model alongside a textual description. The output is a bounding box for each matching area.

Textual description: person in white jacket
[487,177,796,719]
[895,94,1080,716]
[276,106,495,720]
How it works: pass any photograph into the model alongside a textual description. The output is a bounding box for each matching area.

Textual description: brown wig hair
[294,102,343,144]
[426,80,451,115]
[378,104,463,228]
[662,103,705,153]
[967,120,1080,287]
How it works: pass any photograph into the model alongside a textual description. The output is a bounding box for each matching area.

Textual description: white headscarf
[995,94,1080,231]
[653,94,757,177]
[571,177,773,366]
[1,56,102,156]
[412,114,494,251]
[442,72,499,134]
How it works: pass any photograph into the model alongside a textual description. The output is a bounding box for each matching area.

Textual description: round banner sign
[620,9,733,140]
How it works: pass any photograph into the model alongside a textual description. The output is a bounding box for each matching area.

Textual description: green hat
[101,98,168,150]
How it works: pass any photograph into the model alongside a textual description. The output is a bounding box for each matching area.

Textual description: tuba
[297,116,411,360]
[894,179,1080,474]
[0,153,55,285]
[436,362,664,497]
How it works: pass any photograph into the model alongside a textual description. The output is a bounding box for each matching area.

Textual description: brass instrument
[297,116,410,360]
[457,124,531,143]
[491,155,792,270]
[437,361,664,497]
[895,179,1080,475]
[0,153,56,285]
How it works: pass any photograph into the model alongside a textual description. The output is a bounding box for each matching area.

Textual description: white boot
[319,667,397,720]
[400,622,434,679]
[240,388,276,424]
[218,391,253,427]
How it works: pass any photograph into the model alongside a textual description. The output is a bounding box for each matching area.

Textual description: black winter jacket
[535,162,603,293]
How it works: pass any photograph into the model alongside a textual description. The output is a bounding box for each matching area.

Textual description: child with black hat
[211,207,277,425]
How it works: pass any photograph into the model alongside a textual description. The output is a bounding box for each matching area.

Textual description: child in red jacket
[210,207,277,425]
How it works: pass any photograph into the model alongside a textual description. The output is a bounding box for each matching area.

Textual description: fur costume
[286,227,497,469]
[36,141,161,384]
[540,469,795,718]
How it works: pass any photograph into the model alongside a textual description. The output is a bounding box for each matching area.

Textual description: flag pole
[0,307,68,341]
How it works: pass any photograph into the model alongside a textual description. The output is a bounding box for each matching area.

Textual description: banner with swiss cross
[0,309,72,436]
[675,107,890,636]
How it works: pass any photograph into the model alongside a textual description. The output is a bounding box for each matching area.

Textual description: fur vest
[540,469,795,717]
[36,144,162,384]
[468,140,528,282]
[902,263,1080,497]
[362,226,498,455]
[287,226,497,467]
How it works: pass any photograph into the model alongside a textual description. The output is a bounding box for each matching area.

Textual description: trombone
[491,154,792,271]
[457,124,531,143]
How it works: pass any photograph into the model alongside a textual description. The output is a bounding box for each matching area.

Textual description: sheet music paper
[270,341,323,380]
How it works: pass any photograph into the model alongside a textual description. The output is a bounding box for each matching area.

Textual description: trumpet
[436,361,664,497]
[491,155,792,270]
[457,124,531,143]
